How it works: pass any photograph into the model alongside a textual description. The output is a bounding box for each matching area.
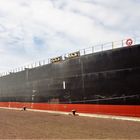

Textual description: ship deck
[0,108,140,139]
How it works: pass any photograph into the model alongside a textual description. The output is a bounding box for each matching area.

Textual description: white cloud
[0,0,140,72]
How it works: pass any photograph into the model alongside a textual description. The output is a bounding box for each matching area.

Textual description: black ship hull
[0,44,140,117]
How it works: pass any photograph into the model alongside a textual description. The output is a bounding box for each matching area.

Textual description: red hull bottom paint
[0,102,140,117]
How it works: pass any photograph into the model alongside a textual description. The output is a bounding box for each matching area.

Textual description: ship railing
[79,37,140,56]
[1,36,140,77]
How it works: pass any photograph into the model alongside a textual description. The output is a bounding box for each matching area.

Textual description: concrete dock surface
[0,108,140,139]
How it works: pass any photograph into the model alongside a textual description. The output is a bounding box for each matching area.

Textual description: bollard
[71,109,76,116]
[23,106,27,111]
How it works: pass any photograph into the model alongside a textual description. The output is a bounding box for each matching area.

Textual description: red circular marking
[126,38,133,46]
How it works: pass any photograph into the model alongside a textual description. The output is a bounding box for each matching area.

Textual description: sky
[0,0,140,73]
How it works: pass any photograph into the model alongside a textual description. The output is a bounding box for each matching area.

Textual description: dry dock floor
[0,109,140,139]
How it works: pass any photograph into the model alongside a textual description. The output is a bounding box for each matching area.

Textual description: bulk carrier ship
[0,38,140,117]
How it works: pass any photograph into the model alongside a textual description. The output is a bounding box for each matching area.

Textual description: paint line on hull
[1,107,140,122]
[0,102,140,117]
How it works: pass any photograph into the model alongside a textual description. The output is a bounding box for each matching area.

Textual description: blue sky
[0,0,140,72]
